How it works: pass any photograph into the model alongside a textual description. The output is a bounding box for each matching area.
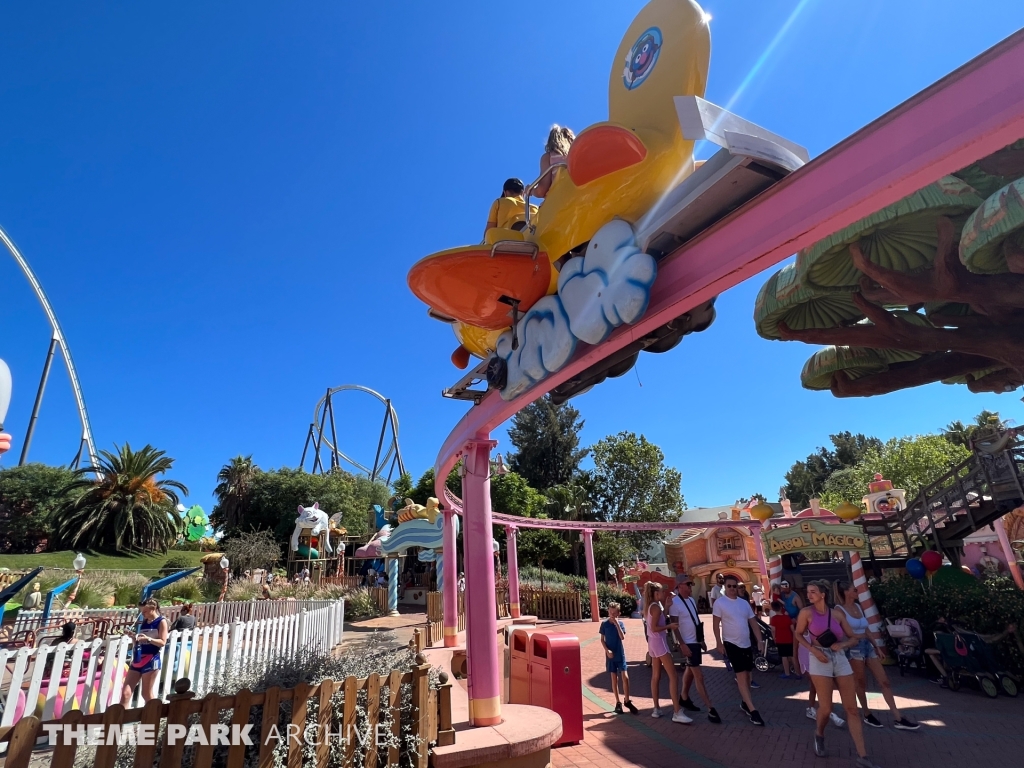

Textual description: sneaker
[806,707,817,721]
[863,713,883,728]
[894,717,920,731]
[854,757,882,768]
[614,702,623,714]
[707,707,721,724]
[749,680,761,689]
[814,734,826,757]
[929,676,949,689]
[672,710,694,724]
[651,707,663,719]
[624,699,639,715]
[679,697,701,712]
[829,712,846,729]
[779,673,792,679]
[741,701,751,715]
[749,709,765,726]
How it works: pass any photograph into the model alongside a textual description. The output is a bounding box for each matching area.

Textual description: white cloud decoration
[495,295,577,400]
[558,219,657,345]
[493,219,657,399]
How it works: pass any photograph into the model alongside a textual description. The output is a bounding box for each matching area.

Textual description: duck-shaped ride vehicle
[407,0,712,370]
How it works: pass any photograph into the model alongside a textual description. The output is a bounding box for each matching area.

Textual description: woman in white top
[835,582,918,731]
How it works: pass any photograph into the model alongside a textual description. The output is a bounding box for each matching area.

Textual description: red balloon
[921,550,943,573]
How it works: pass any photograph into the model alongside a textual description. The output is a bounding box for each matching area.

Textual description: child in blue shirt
[600,602,638,714]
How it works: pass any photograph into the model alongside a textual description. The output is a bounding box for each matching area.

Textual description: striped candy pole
[850,552,884,648]
[387,557,399,616]
[768,556,784,588]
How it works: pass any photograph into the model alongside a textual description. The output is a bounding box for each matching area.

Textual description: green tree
[409,466,461,505]
[592,533,636,577]
[590,432,683,554]
[0,463,77,553]
[784,432,883,507]
[506,396,588,490]
[240,468,369,545]
[51,443,187,553]
[820,434,971,508]
[942,410,1004,448]
[211,455,259,530]
[391,472,415,501]
[517,528,570,589]
[545,483,597,574]
[490,471,548,518]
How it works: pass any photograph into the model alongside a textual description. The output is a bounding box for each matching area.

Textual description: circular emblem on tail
[623,27,662,90]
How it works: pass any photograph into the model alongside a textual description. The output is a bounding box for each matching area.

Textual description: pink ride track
[415,0,1024,739]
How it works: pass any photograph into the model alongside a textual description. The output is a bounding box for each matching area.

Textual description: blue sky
[2,0,1023,514]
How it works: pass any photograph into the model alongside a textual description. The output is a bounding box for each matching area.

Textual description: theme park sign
[762,520,869,556]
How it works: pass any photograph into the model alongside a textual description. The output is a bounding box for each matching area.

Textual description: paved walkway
[543,616,1024,768]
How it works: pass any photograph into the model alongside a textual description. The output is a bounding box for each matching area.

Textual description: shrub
[872,574,1024,674]
[155,576,204,603]
[159,556,195,577]
[342,587,382,619]
[225,580,261,602]
[580,583,637,620]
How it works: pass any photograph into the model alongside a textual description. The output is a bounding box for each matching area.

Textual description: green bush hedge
[872,574,1024,674]
[579,583,638,620]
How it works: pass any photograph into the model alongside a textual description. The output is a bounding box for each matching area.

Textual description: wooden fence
[518,587,582,621]
[0,603,345,730]
[0,654,453,768]
[424,593,464,648]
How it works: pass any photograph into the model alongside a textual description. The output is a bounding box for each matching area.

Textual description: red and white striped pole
[850,551,884,649]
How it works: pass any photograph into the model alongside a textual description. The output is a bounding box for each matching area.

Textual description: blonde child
[600,602,639,714]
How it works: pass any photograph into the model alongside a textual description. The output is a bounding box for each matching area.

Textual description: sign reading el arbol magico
[762,519,869,556]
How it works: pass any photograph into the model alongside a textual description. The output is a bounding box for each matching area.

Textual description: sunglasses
[679,582,694,587]
[724,584,739,589]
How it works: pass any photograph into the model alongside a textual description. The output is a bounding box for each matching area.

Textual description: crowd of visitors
[600,574,932,768]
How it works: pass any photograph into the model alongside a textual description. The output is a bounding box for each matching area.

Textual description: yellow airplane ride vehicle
[408,0,711,368]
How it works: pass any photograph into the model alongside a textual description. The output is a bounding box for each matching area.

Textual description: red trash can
[528,632,583,745]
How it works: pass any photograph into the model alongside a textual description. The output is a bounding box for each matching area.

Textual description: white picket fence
[9,599,338,637]
[0,602,344,729]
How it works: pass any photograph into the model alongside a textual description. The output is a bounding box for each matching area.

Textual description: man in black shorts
[668,575,721,723]
[712,576,765,725]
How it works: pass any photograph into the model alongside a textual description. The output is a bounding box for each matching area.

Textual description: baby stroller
[885,618,923,676]
[754,620,780,672]
[934,629,1020,698]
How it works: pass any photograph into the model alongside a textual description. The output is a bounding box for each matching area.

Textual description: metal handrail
[522,161,567,232]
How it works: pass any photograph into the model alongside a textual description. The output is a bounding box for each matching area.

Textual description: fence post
[298,609,308,650]
[411,654,431,768]
[436,671,456,747]
[159,678,196,768]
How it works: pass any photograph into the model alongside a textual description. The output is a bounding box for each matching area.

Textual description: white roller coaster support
[0,224,99,469]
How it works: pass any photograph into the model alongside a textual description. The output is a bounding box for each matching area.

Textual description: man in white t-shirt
[667,575,720,723]
[712,576,764,726]
[709,574,724,607]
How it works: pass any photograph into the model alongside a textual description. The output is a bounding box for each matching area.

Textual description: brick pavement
[543,616,1024,768]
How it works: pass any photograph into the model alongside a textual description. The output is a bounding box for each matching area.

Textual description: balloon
[920,550,943,573]
[905,558,926,580]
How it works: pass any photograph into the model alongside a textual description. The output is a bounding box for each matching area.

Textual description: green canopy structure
[752,138,1024,399]
[796,176,983,292]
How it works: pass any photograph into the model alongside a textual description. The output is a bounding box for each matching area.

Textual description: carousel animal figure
[290,503,333,559]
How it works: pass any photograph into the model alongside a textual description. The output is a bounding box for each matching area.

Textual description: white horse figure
[291,502,333,556]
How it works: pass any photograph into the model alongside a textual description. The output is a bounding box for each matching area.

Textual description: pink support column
[505,525,521,619]
[850,552,885,650]
[582,529,599,622]
[994,515,1024,590]
[442,506,459,647]
[463,438,502,726]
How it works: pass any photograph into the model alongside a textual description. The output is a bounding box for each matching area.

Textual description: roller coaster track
[437,29,1024,516]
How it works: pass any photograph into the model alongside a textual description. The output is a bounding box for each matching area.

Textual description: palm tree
[545,483,595,574]
[52,443,188,553]
[213,455,259,530]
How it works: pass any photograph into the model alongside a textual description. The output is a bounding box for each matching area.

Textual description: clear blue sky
[2,1,1023,514]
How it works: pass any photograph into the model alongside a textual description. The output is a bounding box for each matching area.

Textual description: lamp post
[219,556,230,602]
[68,553,86,603]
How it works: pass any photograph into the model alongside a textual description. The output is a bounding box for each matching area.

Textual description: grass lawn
[0,550,209,573]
